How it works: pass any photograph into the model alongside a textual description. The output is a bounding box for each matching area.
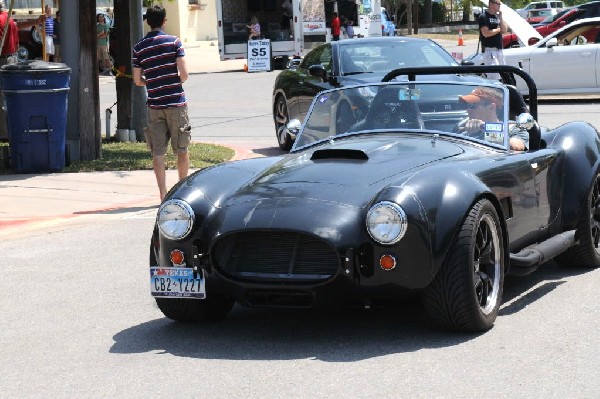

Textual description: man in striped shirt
[43,5,54,61]
[132,5,190,201]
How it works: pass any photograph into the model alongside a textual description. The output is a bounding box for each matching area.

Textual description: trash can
[0,60,71,173]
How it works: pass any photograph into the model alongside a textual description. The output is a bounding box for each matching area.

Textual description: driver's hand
[463,119,484,134]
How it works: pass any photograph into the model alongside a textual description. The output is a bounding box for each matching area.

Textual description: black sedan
[272,37,461,150]
[149,66,600,332]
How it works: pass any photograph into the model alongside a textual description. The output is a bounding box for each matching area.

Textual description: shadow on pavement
[111,301,483,361]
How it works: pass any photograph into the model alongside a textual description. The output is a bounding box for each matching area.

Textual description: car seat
[507,85,541,150]
[362,87,424,130]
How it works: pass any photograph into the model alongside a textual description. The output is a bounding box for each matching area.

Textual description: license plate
[150,267,205,299]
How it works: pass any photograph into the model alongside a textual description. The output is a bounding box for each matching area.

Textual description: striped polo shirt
[132,30,187,109]
[45,16,54,36]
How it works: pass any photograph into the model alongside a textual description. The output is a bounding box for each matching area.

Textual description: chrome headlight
[366,201,407,245]
[157,199,194,240]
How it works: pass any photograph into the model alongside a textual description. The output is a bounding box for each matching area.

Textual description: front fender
[545,122,600,230]
[377,167,498,277]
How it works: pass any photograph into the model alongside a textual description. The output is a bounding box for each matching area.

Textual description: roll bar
[381,65,537,120]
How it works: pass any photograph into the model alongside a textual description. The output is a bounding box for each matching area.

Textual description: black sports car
[272,37,462,150]
[150,66,600,332]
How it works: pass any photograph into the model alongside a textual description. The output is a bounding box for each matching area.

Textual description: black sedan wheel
[556,172,600,268]
[150,245,234,322]
[274,95,293,151]
[422,199,504,332]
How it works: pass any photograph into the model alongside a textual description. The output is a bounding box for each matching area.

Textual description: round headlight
[157,199,194,240]
[366,201,407,245]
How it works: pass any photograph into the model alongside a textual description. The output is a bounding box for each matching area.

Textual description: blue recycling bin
[0,61,71,173]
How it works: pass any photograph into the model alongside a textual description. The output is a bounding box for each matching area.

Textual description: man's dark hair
[146,5,166,29]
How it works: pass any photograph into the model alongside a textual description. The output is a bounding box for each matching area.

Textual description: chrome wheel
[473,214,501,315]
[274,95,293,151]
[422,199,504,332]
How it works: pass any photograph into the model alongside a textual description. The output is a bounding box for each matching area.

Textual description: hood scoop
[311,148,369,161]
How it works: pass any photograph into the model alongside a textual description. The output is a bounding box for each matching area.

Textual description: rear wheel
[274,95,293,151]
[556,172,600,268]
[422,199,504,332]
[149,244,234,322]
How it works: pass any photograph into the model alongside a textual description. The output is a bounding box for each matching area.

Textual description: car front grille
[212,231,339,281]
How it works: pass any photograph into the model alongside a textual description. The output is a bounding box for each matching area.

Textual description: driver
[458,87,529,151]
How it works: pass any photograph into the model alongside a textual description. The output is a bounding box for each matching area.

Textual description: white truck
[216,0,304,67]
[356,5,396,38]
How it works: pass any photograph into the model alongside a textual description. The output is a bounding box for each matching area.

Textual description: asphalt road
[1,214,599,397]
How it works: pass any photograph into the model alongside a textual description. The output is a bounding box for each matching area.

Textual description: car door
[291,44,335,123]
[527,22,600,90]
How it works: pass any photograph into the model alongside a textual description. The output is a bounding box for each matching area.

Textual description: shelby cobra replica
[150,66,600,332]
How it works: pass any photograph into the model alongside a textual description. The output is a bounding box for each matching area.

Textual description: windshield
[293,82,511,150]
[338,40,459,76]
[540,6,571,24]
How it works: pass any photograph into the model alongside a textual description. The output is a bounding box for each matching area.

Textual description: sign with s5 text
[247,39,272,72]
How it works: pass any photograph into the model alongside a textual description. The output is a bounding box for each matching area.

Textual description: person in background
[478,0,508,80]
[247,16,260,40]
[43,4,54,61]
[53,10,60,62]
[345,19,354,39]
[132,5,191,201]
[331,12,341,41]
[0,1,44,140]
[97,13,112,75]
[281,0,292,30]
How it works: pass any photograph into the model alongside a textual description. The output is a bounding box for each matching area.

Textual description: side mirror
[277,119,302,149]
[285,119,302,141]
[516,113,535,131]
[287,57,301,69]
[546,37,558,48]
[308,64,327,80]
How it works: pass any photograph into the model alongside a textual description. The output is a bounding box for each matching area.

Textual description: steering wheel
[453,118,485,141]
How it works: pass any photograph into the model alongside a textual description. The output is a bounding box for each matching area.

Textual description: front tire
[149,243,234,322]
[556,172,600,268]
[155,296,234,322]
[422,199,505,332]
[274,95,293,151]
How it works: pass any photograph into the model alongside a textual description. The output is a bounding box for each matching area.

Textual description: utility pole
[130,0,146,140]
[113,0,132,138]
[75,0,100,161]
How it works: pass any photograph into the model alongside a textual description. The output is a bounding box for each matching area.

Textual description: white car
[516,1,564,18]
[468,17,600,95]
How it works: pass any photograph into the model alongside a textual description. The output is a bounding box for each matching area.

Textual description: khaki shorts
[144,106,191,157]
[97,44,110,61]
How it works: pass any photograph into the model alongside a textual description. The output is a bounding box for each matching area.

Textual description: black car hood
[217,134,464,209]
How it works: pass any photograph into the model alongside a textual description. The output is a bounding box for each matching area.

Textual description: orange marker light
[170,249,186,266]
[380,254,396,271]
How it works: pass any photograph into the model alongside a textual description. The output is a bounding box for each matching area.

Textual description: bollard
[105,108,112,140]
